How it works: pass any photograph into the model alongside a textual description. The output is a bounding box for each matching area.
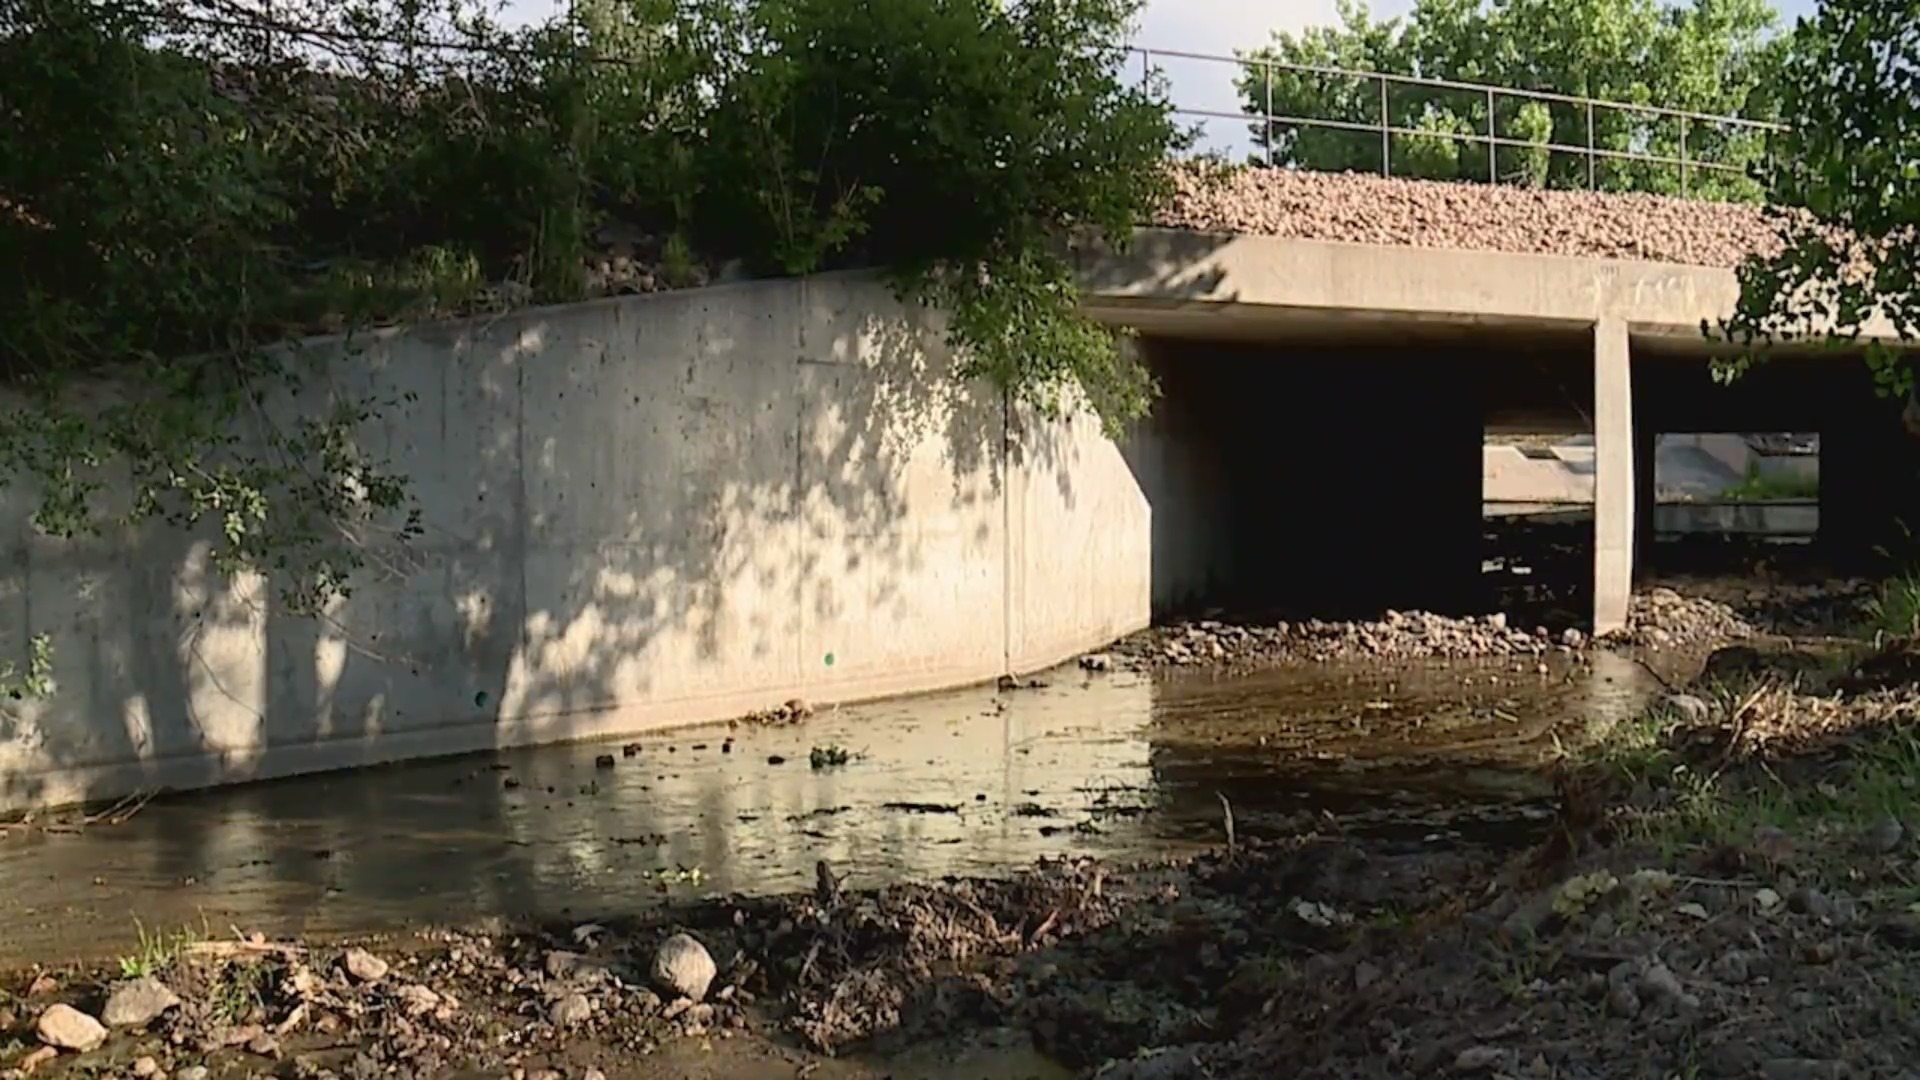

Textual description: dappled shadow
[0,269,1128,855]
[1070,227,1235,307]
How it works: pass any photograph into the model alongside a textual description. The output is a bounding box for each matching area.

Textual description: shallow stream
[0,650,1662,971]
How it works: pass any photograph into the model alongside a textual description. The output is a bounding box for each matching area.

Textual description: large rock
[103,977,181,1029]
[650,933,717,1002]
[37,1004,108,1051]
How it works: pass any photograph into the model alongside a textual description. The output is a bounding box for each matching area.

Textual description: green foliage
[1714,0,1920,399]
[0,0,1182,690]
[0,634,53,702]
[690,0,1182,432]
[1866,571,1920,641]
[1235,0,1783,198]
[116,918,200,978]
[1719,463,1819,501]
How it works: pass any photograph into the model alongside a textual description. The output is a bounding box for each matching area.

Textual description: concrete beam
[1593,319,1635,635]
[1078,229,1907,348]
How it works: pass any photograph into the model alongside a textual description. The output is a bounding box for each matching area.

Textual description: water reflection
[0,654,1662,966]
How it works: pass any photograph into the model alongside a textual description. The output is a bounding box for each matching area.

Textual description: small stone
[178,1068,209,1080]
[1486,613,1508,631]
[224,1024,265,1048]
[36,1004,107,1052]
[1664,693,1714,724]
[651,933,718,1003]
[342,947,390,983]
[1454,1046,1504,1073]
[1761,1060,1850,1080]
[544,950,584,978]
[1352,961,1382,991]
[594,753,616,769]
[621,743,641,757]
[103,977,182,1028]
[1638,963,1697,1008]
[549,993,592,1027]
[1606,983,1642,1017]
[246,1033,280,1058]
[1863,815,1905,854]
[1713,950,1754,985]
[394,984,442,1015]
[1078,653,1112,672]
[1754,887,1783,911]
[1789,887,1835,921]
[583,1070,606,1080]
[132,1057,160,1079]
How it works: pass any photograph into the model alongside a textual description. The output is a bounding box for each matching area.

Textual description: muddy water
[0,651,1659,969]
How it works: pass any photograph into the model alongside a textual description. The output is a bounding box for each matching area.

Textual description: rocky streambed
[1101,586,1760,673]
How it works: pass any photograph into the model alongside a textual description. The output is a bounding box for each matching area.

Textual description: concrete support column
[1592,319,1635,635]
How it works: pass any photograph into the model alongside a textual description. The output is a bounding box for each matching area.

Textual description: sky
[498,0,1821,157]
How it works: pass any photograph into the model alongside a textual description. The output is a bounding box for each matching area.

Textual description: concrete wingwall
[0,274,1153,812]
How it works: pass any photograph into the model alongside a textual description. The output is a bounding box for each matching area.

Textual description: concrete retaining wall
[0,275,1152,812]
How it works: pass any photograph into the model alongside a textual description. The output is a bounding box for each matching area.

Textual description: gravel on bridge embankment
[1150,165,1785,269]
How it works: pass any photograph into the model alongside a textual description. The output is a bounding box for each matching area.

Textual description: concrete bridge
[4,170,1912,812]
[1073,216,1911,635]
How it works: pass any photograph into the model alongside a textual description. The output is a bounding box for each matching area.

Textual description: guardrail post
[1264,62,1275,167]
[1680,122,1689,196]
[1380,77,1390,176]
[1586,101,1597,189]
[1485,87,1497,182]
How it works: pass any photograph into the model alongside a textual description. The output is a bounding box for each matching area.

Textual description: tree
[1234,0,1785,199]
[1716,0,1920,402]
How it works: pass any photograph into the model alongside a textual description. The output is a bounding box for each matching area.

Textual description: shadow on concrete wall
[0,222,1250,824]
[1,259,1217,834]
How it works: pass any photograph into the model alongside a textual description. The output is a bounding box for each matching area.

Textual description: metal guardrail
[1132,47,1788,195]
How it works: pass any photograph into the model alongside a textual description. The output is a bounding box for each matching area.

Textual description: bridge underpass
[1081,228,1913,634]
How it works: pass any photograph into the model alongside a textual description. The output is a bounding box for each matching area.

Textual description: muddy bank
[8,799,1916,1080]
[0,838,1500,1080]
